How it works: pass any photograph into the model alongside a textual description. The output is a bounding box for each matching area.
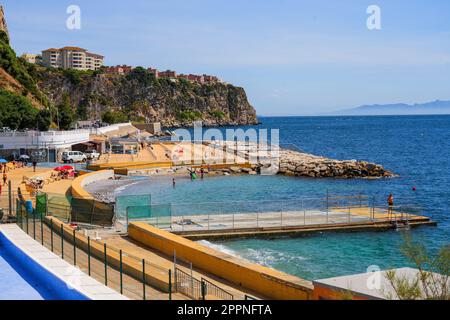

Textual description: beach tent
[0,159,7,163]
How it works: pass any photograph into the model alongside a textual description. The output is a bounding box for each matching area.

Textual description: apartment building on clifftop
[42,46,104,70]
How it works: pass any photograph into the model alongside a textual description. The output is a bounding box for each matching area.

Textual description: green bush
[125,67,156,86]
[0,87,40,130]
[0,31,49,106]
[102,110,128,124]
[177,110,203,121]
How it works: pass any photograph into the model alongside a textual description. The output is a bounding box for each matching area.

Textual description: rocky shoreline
[277,149,395,178]
[84,179,138,204]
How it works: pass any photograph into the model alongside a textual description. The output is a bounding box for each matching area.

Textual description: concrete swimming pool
[0,224,127,300]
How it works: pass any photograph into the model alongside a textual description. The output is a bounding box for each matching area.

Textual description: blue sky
[3,0,450,115]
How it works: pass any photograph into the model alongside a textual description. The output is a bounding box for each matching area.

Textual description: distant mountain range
[331,100,450,116]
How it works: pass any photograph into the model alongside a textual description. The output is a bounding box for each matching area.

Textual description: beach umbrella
[54,165,74,171]
[0,159,7,163]
[19,155,30,159]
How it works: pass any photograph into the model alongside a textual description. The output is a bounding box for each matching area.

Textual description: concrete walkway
[0,224,127,300]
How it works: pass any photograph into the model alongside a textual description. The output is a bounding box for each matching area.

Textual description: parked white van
[61,151,87,163]
[84,150,100,160]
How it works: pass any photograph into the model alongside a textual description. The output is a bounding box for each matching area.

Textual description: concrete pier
[165,208,435,240]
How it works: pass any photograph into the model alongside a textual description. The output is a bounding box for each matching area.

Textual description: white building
[21,53,42,65]
[0,130,90,162]
[41,46,104,71]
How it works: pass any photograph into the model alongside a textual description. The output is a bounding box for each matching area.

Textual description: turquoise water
[120,115,450,280]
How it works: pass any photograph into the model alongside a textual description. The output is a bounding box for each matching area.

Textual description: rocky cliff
[37,68,258,128]
[0,6,9,41]
[0,6,257,129]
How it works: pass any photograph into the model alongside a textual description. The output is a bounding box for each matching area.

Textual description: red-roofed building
[159,70,177,78]
[105,65,133,75]
[41,46,104,70]
[147,67,159,77]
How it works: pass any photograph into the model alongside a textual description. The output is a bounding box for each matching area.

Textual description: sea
[118,115,450,281]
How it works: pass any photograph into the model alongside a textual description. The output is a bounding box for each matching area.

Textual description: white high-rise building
[41,46,104,70]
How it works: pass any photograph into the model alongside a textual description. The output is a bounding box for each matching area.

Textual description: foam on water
[197,240,239,257]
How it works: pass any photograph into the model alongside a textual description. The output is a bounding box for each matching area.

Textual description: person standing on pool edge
[387,194,394,218]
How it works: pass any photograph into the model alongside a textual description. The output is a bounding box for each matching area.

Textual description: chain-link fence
[14,197,239,300]
[37,192,115,227]
[121,195,422,233]
[15,199,174,300]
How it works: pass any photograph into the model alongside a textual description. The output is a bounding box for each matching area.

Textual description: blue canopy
[0,159,7,163]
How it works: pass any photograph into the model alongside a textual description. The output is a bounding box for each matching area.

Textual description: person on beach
[387,194,394,218]
[172,178,176,189]
[2,172,7,186]
[32,161,37,172]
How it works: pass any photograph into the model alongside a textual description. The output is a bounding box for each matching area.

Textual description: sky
[3,0,450,116]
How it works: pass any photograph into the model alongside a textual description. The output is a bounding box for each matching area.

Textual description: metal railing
[201,277,234,300]
[13,198,237,300]
[14,200,173,300]
[37,192,115,227]
[122,194,423,233]
[175,267,203,300]
[174,267,234,300]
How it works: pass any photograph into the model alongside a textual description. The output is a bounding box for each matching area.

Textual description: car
[61,151,87,163]
[84,150,100,160]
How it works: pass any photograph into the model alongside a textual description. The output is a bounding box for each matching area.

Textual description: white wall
[0,130,90,150]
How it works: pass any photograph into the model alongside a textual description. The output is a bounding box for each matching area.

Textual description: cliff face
[37,68,258,127]
[0,6,9,41]
[0,6,257,128]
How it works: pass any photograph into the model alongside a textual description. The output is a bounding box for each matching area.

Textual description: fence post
[104,243,108,286]
[8,180,12,216]
[40,212,44,245]
[50,219,54,252]
[18,200,22,229]
[88,236,91,276]
[142,259,146,300]
[73,229,76,266]
[33,210,36,239]
[168,269,172,301]
[26,209,29,234]
[119,250,123,294]
[60,224,64,259]
[201,280,206,300]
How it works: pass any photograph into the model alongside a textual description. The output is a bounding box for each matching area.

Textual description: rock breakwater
[278,149,395,178]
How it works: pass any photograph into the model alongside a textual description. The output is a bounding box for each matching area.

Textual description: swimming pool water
[0,241,52,300]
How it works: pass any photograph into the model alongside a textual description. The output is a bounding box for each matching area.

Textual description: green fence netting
[43,192,114,226]
[35,192,47,216]
[126,204,172,228]
[115,194,152,221]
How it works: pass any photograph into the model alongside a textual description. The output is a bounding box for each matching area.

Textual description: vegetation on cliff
[37,66,258,127]
[0,30,54,130]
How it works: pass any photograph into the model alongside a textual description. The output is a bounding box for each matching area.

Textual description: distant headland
[331,99,450,116]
